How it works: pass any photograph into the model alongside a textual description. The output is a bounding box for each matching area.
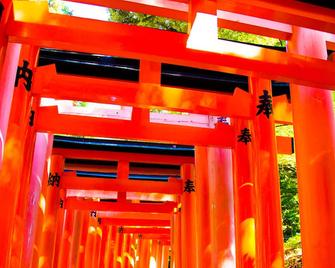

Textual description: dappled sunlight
[38,194,46,215]
[149,256,157,268]
[240,218,256,265]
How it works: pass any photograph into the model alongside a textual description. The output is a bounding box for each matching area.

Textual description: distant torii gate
[0,0,334,268]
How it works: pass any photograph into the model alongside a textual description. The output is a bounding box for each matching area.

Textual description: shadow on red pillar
[288,27,335,268]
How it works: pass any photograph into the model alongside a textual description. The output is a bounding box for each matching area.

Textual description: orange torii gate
[0,0,334,268]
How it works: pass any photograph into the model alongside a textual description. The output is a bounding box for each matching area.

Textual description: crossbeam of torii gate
[0,0,334,267]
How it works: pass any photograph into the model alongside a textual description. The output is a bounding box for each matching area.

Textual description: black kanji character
[237,128,252,144]
[47,172,60,187]
[118,226,124,233]
[256,90,272,118]
[184,179,195,193]
[15,60,33,91]
[59,199,64,208]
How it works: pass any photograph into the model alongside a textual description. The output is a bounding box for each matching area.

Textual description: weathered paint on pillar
[250,77,284,268]
[232,119,256,268]
[288,27,335,268]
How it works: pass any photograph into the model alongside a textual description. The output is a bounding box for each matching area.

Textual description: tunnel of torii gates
[0,0,335,268]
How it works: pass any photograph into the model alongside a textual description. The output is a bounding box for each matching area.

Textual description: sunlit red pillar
[93,223,102,267]
[39,155,65,267]
[122,233,131,268]
[288,27,335,267]
[250,77,284,267]
[180,163,198,268]
[85,216,97,268]
[0,44,37,267]
[208,147,236,267]
[113,226,124,268]
[0,42,21,169]
[21,133,53,267]
[232,119,256,268]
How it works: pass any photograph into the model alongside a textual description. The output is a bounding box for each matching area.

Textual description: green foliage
[279,163,300,241]
[48,0,73,15]
[218,28,285,47]
[284,235,302,268]
[109,9,187,32]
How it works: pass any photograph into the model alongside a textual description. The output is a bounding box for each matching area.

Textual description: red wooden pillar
[139,239,150,268]
[122,233,131,268]
[0,42,21,169]
[250,77,284,267]
[100,224,109,268]
[77,212,89,268]
[288,27,335,267]
[108,225,117,268]
[113,226,124,268]
[39,155,65,268]
[180,163,198,268]
[24,133,53,268]
[0,44,37,267]
[85,216,97,268]
[161,245,169,268]
[207,147,236,268]
[93,223,102,267]
[194,146,212,267]
[31,164,51,268]
[232,119,256,268]
[156,240,163,268]
[171,209,181,268]
[58,209,75,267]
[71,210,84,268]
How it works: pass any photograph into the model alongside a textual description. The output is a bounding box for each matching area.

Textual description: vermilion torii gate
[0,0,334,267]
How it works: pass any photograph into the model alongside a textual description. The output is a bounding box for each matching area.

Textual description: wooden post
[288,27,335,268]
[22,133,53,267]
[251,77,284,267]
[38,155,65,267]
[180,163,198,268]
[194,146,213,266]
[232,119,256,268]
[207,147,236,267]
